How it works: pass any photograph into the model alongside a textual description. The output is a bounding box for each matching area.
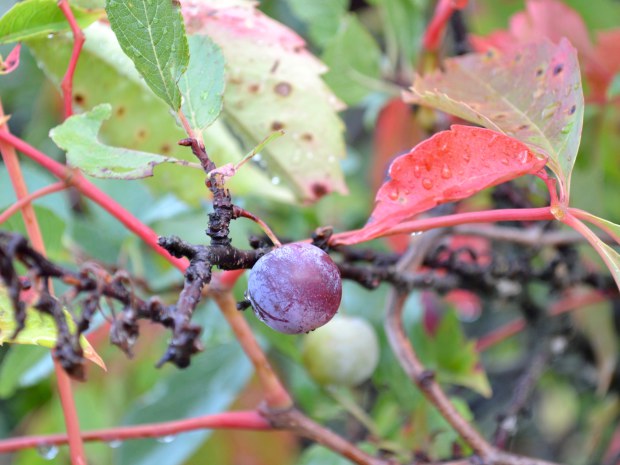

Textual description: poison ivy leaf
[179,35,225,132]
[28,22,295,203]
[406,39,583,197]
[184,1,347,202]
[285,0,349,49]
[321,14,382,105]
[0,285,105,369]
[339,125,546,244]
[50,104,196,179]
[0,0,102,44]
[106,0,189,110]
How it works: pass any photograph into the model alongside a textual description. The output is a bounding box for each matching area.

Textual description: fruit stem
[233,206,282,247]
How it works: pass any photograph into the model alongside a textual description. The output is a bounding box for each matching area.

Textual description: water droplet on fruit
[36,444,59,460]
[422,178,433,190]
[271,176,281,185]
[156,435,176,444]
[440,164,452,179]
[413,165,421,178]
[388,189,399,200]
[107,439,123,449]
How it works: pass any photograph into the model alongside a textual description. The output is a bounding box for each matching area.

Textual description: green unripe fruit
[302,315,379,387]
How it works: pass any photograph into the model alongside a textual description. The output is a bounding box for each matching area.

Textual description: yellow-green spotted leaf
[0,285,105,369]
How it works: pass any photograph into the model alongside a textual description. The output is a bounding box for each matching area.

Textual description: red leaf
[471,0,593,56]
[470,0,620,104]
[0,43,21,75]
[345,125,547,243]
[586,30,620,104]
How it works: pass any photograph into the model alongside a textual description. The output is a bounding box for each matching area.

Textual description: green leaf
[117,305,253,465]
[369,0,424,80]
[574,210,620,245]
[0,0,102,44]
[322,14,383,106]
[0,285,104,369]
[186,3,348,202]
[413,310,492,397]
[105,0,189,110]
[564,214,620,292]
[179,35,225,132]
[286,0,349,48]
[607,72,620,100]
[407,39,584,197]
[571,297,618,394]
[28,23,295,203]
[50,104,196,179]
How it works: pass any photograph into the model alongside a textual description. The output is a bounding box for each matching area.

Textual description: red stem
[57,0,85,119]
[423,0,468,52]
[330,207,555,246]
[476,291,610,351]
[0,130,188,272]
[0,104,88,465]
[0,410,270,453]
[0,181,67,225]
[569,208,620,245]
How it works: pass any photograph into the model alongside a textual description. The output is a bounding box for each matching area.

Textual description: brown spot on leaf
[518,124,530,130]
[270,60,280,74]
[271,121,284,131]
[74,93,85,105]
[137,129,147,140]
[553,64,564,75]
[248,83,260,93]
[311,183,328,199]
[495,113,507,120]
[301,133,313,142]
[116,106,126,117]
[568,105,576,115]
[536,68,544,77]
[160,143,171,154]
[274,82,292,97]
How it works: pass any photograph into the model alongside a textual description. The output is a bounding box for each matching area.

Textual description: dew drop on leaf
[156,435,176,444]
[36,444,59,460]
[441,164,452,179]
[388,189,400,201]
[413,165,421,178]
[107,439,123,449]
[422,178,433,190]
[271,176,281,185]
